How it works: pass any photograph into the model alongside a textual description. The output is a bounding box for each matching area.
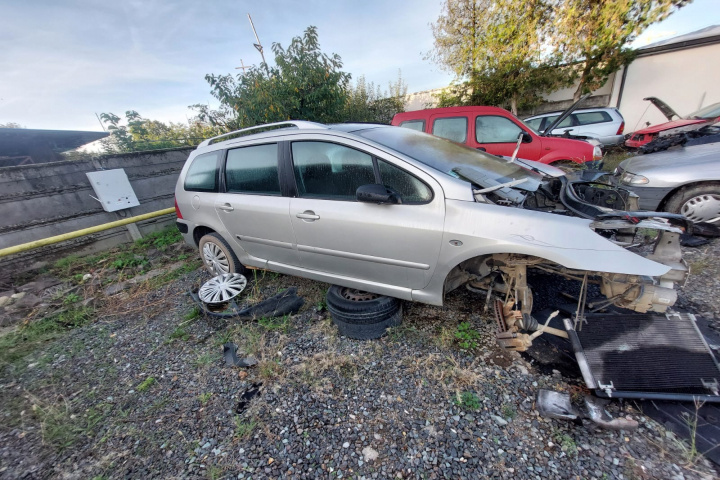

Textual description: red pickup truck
[392,106,603,168]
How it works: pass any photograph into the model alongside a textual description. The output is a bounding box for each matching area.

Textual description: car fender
[412,200,670,305]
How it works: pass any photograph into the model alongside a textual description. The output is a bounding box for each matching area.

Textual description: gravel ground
[1,240,719,479]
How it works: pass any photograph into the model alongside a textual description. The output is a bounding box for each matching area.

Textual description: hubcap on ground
[202,242,230,274]
[340,288,380,302]
[199,273,247,304]
[681,194,720,224]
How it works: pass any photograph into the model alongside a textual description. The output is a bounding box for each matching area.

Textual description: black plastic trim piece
[176,221,188,234]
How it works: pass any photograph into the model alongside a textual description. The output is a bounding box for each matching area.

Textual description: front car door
[287,138,445,291]
[474,114,541,159]
[213,142,300,267]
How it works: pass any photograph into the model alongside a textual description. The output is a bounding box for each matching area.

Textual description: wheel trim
[202,242,230,274]
[681,194,720,224]
[199,273,247,304]
[339,287,380,302]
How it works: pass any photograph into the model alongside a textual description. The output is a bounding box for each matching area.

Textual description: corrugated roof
[639,24,720,50]
[0,128,108,156]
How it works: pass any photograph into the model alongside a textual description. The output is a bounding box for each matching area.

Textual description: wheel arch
[192,225,217,247]
[657,180,720,212]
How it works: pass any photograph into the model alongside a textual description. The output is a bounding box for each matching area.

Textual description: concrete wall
[615,43,720,133]
[0,147,192,276]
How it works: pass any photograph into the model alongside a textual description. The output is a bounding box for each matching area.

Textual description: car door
[287,138,445,290]
[474,114,542,160]
[213,142,301,267]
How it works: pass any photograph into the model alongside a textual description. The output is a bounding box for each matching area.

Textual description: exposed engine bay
[447,161,690,352]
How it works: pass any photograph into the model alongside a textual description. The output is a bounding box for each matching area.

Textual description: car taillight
[175,198,183,219]
[616,122,624,135]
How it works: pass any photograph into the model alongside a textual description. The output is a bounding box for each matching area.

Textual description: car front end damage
[447,164,690,352]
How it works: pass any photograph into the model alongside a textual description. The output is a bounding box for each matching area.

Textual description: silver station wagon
[175,121,689,349]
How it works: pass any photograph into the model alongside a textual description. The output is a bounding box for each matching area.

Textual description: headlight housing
[619,171,649,185]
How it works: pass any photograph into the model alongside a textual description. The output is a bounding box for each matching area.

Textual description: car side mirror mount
[356,184,401,204]
[522,131,533,143]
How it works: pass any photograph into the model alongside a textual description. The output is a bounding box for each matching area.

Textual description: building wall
[0,147,192,276]
[616,43,720,133]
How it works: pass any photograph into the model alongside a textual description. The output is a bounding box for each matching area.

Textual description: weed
[316,299,326,311]
[136,377,156,392]
[552,429,577,456]
[168,327,189,342]
[453,391,481,411]
[690,257,711,275]
[194,352,215,368]
[454,322,481,350]
[63,293,81,305]
[501,403,517,420]
[184,306,200,321]
[258,315,291,334]
[676,399,705,464]
[135,227,183,251]
[198,392,213,405]
[206,465,223,480]
[111,251,148,271]
[259,360,284,380]
[234,416,258,439]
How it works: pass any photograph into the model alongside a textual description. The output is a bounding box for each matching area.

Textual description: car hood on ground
[619,142,720,175]
[632,118,708,135]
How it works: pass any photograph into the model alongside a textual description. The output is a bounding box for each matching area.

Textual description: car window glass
[184,151,220,192]
[432,117,467,143]
[545,115,573,129]
[225,143,280,195]
[524,118,543,131]
[574,111,611,125]
[377,159,432,204]
[475,115,523,143]
[292,142,376,200]
[399,120,425,132]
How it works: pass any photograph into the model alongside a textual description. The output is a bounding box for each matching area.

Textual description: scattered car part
[626,98,720,148]
[199,273,248,304]
[223,342,258,368]
[236,383,262,414]
[326,285,402,340]
[536,389,580,421]
[189,286,304,319]
[583,395,638,430]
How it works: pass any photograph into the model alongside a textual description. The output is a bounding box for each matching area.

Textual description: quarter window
[574,111,612,125]
[543,114,573,130]
[378,160,432,204]
[225,144,280,195]
[292,142,376,200]
[432,117,467,143]
[184,151,220,192]
[475,115,523,143]
[399,120,425,132]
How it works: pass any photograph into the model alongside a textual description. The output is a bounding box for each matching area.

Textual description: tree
[204,26,351,128]
[0,122,25,128]
[429,0,570,114]
[554,0,690,100]
[345,71,408,124]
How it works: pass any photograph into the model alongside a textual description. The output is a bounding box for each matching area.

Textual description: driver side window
[475,115,523,143]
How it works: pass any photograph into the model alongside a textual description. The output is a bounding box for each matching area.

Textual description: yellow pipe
[0,207,176,259]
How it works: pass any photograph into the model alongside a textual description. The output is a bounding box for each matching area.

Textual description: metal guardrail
[0,207,176,259]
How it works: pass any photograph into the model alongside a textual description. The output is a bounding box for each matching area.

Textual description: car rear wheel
[326,285,402,340]
[198,233,247,275]
[664,184,720,224]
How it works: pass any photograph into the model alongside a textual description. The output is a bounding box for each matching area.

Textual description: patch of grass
[206,465,224,480]
[148,259,202,288]
[453,391,481,411]
[501,403,517,420]
[690,257,711,275]
[258,360,284,380]
[198,392,213,405]
[0,306,95,369]
[111,251,148,271]
[194,351,215,368]
[63,292,81,305]
[454,322,481,350]
[184,306,201,321]
[258,315,291,334]
[136,377,156,392]
[552,429,577,456]
[168,327,189,342]
[134,227,183,251]
[601,150,635,173]
[234,416,258,439]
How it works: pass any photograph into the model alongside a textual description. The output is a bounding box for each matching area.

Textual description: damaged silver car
[175,121,689,350]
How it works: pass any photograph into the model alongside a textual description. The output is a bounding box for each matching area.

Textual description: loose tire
[198,233,247,275]
[326,285,402,340]
[664,184,720,224]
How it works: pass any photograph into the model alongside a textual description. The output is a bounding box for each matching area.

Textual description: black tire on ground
[325,285,402,340]
[198,233,247,276]
[663,183,720,224]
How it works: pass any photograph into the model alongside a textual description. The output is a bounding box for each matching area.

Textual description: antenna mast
[247,13,269,73]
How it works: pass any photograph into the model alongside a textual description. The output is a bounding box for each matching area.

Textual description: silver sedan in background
[614,141,720,224]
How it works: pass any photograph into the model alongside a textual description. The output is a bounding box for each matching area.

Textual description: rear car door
[474,114,542,159]
[213,142,300,266]
[287,138,445,290]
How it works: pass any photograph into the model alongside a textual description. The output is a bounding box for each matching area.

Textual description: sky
[1,0,719,132]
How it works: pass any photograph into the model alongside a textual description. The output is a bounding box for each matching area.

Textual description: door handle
[296,211,320,221]
[218,203,234,212]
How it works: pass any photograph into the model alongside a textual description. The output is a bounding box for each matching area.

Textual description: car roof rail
[199,121,328,147]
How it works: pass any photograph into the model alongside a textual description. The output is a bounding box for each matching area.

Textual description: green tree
[344,71,408,124]
[429,0,569,114]
[555,0,690,100]
[204,26,351,128]
[0,122,25,128]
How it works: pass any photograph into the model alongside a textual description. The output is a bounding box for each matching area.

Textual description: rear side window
[378,160,432,204]
[292,142,376,200]
[399,120,425,132]
[225,144,280,195]
[475,115,523,143]
[524,118,543,131]
[432,117,467,143]
[543,114,573,129]
[184,151,220,192]
[574,111,612,125]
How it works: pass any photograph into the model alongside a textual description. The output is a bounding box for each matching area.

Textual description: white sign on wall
[86,168,140,212]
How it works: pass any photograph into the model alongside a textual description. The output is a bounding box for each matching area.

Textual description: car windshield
[688,102,720,119]
[355,126,542,187]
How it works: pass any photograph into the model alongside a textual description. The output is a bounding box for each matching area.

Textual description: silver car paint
[177,124,674,307]
[525,108,625,146]
[618,142,720,188]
